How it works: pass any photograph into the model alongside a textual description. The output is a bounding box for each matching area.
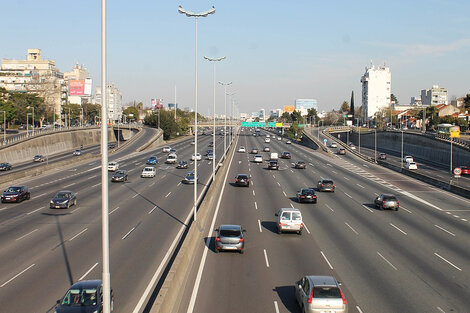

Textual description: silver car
[214,224,245,254]
[374,193,399,211]
[295,275,348,313]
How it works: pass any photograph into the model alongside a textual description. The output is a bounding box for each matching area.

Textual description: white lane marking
[434,225,456,237]
[309,163,314,166]
[356,306,365,313]
[272,174,276,178]
[71,207,81,213]
[363,164,369,168]
[453,215,459,218]
[344,192,352,198]
[0,207,9,212]
[356,184,365,188]
[446,212,452,215]
[27,207,44,215]
[132,193,139,199]
[69,228,88,241]
[374,192,379,196]
[150,182,155,187]
[134,162,142,166]
[303,223,311,234]
[258,219,262,233]
[283,191,287,197]
[177,182,182,186]
[263,249,270,268]
[400,191,443,211]
[88,162,96,166]
[0,264,36,287]
[325,204,334,212]
[462,219,468,222]
[434,252,462,271]
[390,223,407,235]
[32,192,47,200]
[343,176,350,180]
[377,252,398,270]
[78,262,99,281]
[436,307,445,313]
[165,192,172,198]
[92,183,101,188]
[290,203,295,209]
[109,207,119,215]
[15,229,39,241]
[274,301,280,313]
[332,170,338,174]
[327,163,332,167]
[122,226,137,240]
[362,205,374,213]
[345,222,358,235]
[401,206,412,214]
[254,202,258,210]
[321,251,333,269]
[87,175,97,180]
[63,183,76,188]
[253,190,256,196]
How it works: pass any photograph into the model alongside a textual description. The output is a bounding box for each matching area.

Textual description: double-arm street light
[204,56,226,181]
[218,81,232,160]
[178,5,216,222]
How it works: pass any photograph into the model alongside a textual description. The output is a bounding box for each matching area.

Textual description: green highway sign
[241,122,267,127]
[267,122,276,127]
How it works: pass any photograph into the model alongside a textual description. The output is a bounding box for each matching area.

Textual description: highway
[177,129,470,313]
[0,127,230,313]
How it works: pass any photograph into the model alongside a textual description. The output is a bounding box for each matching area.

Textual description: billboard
[84,78,92,96]
[69,80,85,96]
[284,105,295,112]
[151,99,163,110]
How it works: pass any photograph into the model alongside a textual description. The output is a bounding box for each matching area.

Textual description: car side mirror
[214,228,219,232]
[57,299,60,304]
[337,281,343,286]
[275,213,278,216]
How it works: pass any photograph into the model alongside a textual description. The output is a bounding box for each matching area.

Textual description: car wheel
[298,229,302,235]
[67,202,70,209]
[239,249,244,254]
[214,247,219,254]
[277,228,281,234]
[27,194,30,200]
[395,207,399,211]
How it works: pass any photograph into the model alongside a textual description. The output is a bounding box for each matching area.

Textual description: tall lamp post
[204,56,226,181]
[0,111,5,144]
[27,113,32,137]
[27,106,35,136]
[218,81,232,160]
[178,5,216,222]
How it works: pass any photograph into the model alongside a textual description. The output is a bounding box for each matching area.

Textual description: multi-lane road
[177,129,470,313]
[0,127,231,313]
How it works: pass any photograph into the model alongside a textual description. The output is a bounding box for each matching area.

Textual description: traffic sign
[323,138,327,145]
[454,167,462,176]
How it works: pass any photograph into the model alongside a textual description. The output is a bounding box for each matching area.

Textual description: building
[421,85,448,106]
[95,84,122,123]
[360,64,391,121]
[450,97,465,108]
[259,109,265,121]
[0,49,66,120]
[64,64,92,105]
[410,96,423,106]
[436,104,459,118]
[295,99,318,111]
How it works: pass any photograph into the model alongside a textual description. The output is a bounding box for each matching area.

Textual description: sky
[1,0,470,116]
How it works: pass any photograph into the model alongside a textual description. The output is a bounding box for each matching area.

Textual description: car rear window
[313,287,341,298]
[323,180,333,185]
[383,196,397,201]
[238,175,248,179]
[220,229,241,237]
[292,212,302,221]
[302,189,315,195]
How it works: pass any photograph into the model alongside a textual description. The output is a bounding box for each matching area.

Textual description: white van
[270,152,278,160]
[276,208,303,235]
[166,153,177,164]
[141,166,156,178]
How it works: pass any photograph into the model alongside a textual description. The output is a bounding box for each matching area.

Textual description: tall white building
[95,84,122,123]
[360,64,391,120]
[421,85,448,106]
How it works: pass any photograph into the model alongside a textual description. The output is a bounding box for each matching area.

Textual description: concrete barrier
[136,129,164,152]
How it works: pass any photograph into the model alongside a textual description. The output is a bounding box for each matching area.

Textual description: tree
[122,106,139,121]
[391,94,398,104]
[306,108,319,124]
[8,92,43,126]
[464,94,470,109]
[279,112,292,123]
[82,102,101,125]
[349,91,355,121]
[340,101,349,113]
[286,122,302,140]
[290,110,303,123]
[323,111,342,125]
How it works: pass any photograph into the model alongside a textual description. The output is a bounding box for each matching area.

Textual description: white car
[265,138,271,143]
[166,153,178,164]
[163,146,171,153]
[253,155,263,163]
[406,162,418,170]
[277,137,282,141]
[349,144,356,150]
[238,146,246,153]
[266,134,270,138]
[286,140,292,144]
[107,162,119,171]
[191,153,202,161]
[404,155,414,163]
[191,141,195,145]
[141,166,156,178]
[330,142,337,148]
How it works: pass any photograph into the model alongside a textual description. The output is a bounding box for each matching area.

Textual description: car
[379,153,387,160]
[263,146,271,152]
[191,141,195,145]
[330,142,338,148]
[253,155,263,163]
[250,148,259,154]
[205,149,213,156]
[107,162,119,171]
[406,161,418,170]
[294,161,306,169]
[191,153,202,161]
[374,193,399,211]
[177,160,188,169]
[349,143,356,150]
[55,280,114,313]
[111,170,128,182]
[73,149,81,156]
[238,146,246,153]
[265,138,271,143]
[1,185,30,203]
[147,156,158,165]
[317,179,335,192]
[277,137,282,141]
[276,208,303,234]
[169,148,177,154]
[166,153,178,164]
[208,141,214,147]
[404,155,414,163]
[207,152,214,160]
[183,171,199,184]
[268,160,279,170]
[270,152,279,160]
[50,190,77,209]
[108,143,116,149]
[266,134,270,138]
[214,224,246,254]
[0,162,12,171]
[162,146,171,153]
[338,148,346,155]
[235,174,250,187]
[33,154,46,162]
[141,166,156,178]
[297,188,317,203]
[18,124,27,130]
[460,166,470,175]
[295,275,348,313]
[286,140,292,144]
[281,151,291,159]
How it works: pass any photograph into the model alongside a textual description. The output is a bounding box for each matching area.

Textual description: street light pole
[204,56,226,182]
[219,81,232,160]
[450,137,453,173]
[179,5,216,223]
[174,85,177,120]
[401,130,404,169]
[374,128,377,163]
[0,111,5,144]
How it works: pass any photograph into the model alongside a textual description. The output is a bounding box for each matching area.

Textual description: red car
[460,166,470,175]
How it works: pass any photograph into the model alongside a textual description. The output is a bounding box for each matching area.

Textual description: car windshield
[219,229,241,237]
[115,170,125,175]
[34,155,42,158]
[6,187,21,193]
[297,161,305,164]
[61,288,98,307]
[55,192,70,199]
[313,287,341,299]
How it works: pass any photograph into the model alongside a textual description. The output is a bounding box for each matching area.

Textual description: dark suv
[268,160,279,170]
[1,186,30,203]
[374,194,399,211]
[235,174,250,187]
[317,179,335,192]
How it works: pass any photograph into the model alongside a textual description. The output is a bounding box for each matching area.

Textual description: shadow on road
[273,285,300,312]
[261,221,278,234]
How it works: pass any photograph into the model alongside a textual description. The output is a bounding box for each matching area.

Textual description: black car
[235,174,250,187]
[50,190,77,209]
[281,152,291,159]
[205,149,213,156]
[317,179,335,192]
[1,185,30,203]
[268,160,279,170]
[0,162,12,171]
[297,188,317,203]
[111,170,128,182]
[294,161,306,169]
[55,280,113,313]
[177,160,188,169]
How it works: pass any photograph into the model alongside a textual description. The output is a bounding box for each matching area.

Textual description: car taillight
[383,201,386,204]
[307,288,314,304]
[215,237,220,241]
[340,289,347,305]
[246,179,249,182]
[332,184,335,187]
[300,223,304,228]
[321,184,324,187]
[300,195,305,198]
[313,195,317,198]
[239,238,244,242]
[236,179,239,182]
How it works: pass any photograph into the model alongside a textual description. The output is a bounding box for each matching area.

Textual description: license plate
[5,197,11,200]
[223,245,237,250]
